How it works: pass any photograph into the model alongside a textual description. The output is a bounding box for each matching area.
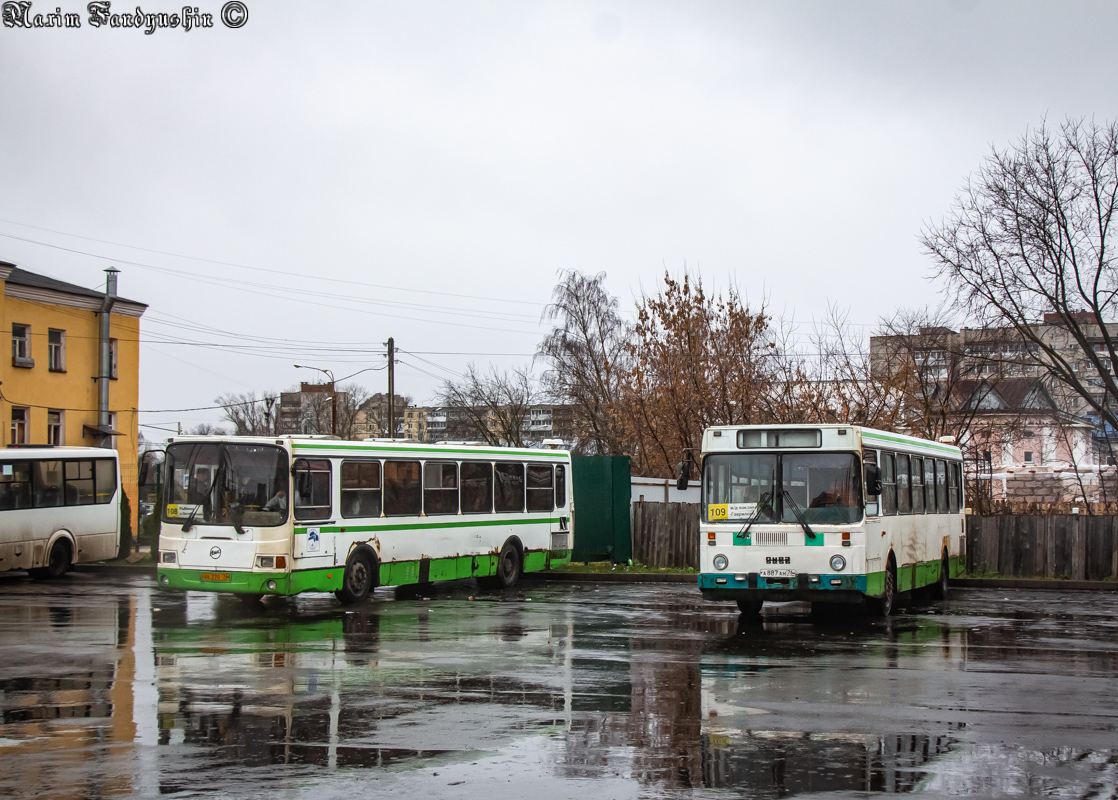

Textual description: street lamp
[294,364,336,436]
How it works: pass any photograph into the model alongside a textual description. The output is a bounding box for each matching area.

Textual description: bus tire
[736,598,763,617]
[30,538,72,580]
[495,539,522,589]
[874,558,897,617]
[335,550,374,604]
[931,550,950,601]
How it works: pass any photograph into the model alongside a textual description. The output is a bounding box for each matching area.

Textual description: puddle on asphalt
[0,580,1116,798]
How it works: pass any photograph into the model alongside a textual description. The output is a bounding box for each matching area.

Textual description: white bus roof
[701,424,963,459]
[165,435,571,459]
[1,446,119,459]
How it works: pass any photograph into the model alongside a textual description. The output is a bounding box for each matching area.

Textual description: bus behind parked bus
[0,446,121,577]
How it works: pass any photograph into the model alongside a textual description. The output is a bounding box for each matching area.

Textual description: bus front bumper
[699,572,869,604]
[156,566,342,595]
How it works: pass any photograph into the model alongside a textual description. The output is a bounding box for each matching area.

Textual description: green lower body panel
[867,553,965,598]
[157,566,342,595]
[159,549,573,597]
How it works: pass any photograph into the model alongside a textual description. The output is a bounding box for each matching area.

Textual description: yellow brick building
[1,260,146,531]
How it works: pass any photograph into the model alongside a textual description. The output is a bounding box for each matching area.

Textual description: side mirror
[864,464,882,496]
[676,460,691,491]
[138,459,149,487]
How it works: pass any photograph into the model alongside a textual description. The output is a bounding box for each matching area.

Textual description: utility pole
[330,377,337,437]
[386,337,395,439]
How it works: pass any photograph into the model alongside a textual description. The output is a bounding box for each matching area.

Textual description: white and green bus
[697,424,965,616]
[155,436,573,602]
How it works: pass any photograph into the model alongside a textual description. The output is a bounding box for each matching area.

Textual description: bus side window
[880,452,897,515]
[424,461,459,515]
[32,460,64,508]
[64,460,96,505]
[896,454,911,514]
[948,462,960,512]
[384,460,422,516]
[555,464,566,509]
[293,459,332,520]
[911,457,925,514]
[341,460,381,518]
[526,465,554,512]
[935,460,947,513]
[460,462,492,514]
[0,461,32,510]
[495,462,525,513]
[924,457,936,513]
[94,459,116,503]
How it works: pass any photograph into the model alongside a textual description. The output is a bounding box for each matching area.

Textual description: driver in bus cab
[263,489,287,512]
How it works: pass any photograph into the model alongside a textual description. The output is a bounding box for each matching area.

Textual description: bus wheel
[931,550,950,601]
[736,598,763,617]
[875,561,897,617]
[336,551,374,604]
[495,540,521,589]
[30,539,71,580]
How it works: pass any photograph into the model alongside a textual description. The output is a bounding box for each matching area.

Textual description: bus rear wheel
[495,540,521,589]
[874,561,897,617]
[335,550,374,604]
[30,538,71,580]
[931,550,950,601]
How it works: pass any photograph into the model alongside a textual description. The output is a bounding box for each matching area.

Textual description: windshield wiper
[734,490,774,544]
[782,490,817,540]
[181,504,200,533]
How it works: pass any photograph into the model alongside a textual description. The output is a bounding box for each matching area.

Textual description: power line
[0,221,546,307]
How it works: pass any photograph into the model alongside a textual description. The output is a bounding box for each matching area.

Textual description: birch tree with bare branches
[922,117,1118,431]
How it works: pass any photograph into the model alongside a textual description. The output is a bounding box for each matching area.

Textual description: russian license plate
[759,569,795,578]
[201,572,231,582]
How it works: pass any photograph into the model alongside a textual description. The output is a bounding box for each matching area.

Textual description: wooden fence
[966,515,1118,580]
[631,501,700,569]
[629,506,1118,579]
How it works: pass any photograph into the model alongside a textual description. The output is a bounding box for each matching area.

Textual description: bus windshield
[164,442,289,528]
[704,452,862,524]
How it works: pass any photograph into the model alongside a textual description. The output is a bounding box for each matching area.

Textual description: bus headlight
[829,554,846,572]
[267,580,277,591]
[713,554,729,571]
[160,575,170,585]
[160,551,176,564]
[256,556,275,568]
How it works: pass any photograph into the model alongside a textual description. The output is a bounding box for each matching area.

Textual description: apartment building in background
[869,316,1117,504]
[406,403,576,446]
[1,260,146,524]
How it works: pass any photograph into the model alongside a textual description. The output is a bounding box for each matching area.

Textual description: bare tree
[298,382,372,439]
[189,423,227,435]
[537,270,632,454]
[438,365,539,447]
[217,391,278,435]
[357,393,412,438]
[617,271,786,477]
[813,305,906,429]
[922,117,1118,431]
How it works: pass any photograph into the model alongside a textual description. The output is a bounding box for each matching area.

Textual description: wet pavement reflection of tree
[0,576,1116,798]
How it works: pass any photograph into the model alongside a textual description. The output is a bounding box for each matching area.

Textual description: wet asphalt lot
[0,575,1116,799]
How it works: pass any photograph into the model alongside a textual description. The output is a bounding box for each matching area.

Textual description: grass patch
[553,560,697,575]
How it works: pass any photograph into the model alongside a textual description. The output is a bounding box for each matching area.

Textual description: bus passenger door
[296,525,335,564]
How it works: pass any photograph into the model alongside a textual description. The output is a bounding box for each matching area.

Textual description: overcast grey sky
[2,1,1117,433]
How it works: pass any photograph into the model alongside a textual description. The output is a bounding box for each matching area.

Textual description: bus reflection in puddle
[702,729,959,794]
